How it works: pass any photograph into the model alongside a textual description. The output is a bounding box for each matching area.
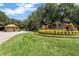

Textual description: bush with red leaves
[65,23,74,31]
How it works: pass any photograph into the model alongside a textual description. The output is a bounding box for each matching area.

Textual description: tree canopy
[24,3,79,30]
[0,11,23,29]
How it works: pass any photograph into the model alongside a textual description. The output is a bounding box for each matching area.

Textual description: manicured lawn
[0,32,79,56]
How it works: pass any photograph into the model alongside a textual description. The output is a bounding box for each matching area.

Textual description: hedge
[38,29,79,35]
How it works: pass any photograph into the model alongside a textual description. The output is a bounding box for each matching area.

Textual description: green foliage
[24,3,79,30]
[0,11,23,29]
[0,11,9,24]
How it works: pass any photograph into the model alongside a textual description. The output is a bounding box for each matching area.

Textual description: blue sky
[0,3,42,20]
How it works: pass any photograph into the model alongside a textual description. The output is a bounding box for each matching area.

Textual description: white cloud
[0,3,37,15]
[16,3,26,6]
[4,8,15,15]
[27,8,37,11]
[16,3,37,8]
[0,3,4,6]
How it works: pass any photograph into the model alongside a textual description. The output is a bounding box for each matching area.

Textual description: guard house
[4,24,20,32]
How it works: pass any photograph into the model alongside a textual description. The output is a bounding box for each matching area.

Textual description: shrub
[65,23,75,31]
[38,29,79,35]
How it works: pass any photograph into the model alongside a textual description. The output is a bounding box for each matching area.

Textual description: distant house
[4,24,20,32]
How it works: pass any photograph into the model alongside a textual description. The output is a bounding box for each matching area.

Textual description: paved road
[0,31,26,45]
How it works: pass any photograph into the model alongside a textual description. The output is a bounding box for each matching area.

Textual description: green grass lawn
[0,32,79,56]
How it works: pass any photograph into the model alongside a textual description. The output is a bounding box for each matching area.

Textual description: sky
[0,3,42,20]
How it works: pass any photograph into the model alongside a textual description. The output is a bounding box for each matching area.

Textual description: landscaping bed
[38,29,79,35]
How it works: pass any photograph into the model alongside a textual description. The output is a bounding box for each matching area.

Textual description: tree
[24,3,79,31]
[0,11,23,30]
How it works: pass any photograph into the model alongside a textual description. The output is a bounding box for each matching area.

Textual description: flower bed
[38,29,79,35]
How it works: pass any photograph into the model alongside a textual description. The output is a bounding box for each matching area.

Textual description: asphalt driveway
[0,31,26,45]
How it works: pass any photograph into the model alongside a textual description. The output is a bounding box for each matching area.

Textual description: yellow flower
[38,29,79,35]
